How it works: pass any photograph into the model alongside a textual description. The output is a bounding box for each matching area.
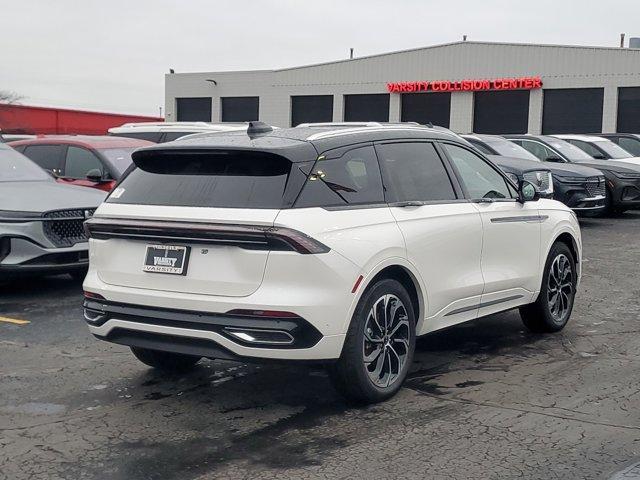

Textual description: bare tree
[0,90,24,104]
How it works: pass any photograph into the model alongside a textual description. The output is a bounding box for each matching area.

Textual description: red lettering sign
[386,76,542,93]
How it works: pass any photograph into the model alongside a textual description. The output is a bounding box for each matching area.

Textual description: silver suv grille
[43,209,95,247]
[585,177,606,198]
[523,171,553,193]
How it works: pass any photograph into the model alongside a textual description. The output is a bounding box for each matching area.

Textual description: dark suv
[506,135,640,214]
[463,134,605,214]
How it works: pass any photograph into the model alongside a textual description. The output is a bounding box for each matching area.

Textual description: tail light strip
[84,217,330,254]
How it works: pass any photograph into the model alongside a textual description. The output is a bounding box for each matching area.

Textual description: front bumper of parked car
[553,176,606,212]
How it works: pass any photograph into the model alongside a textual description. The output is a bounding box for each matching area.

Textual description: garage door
[401,93,451,127]
[617,87,640,133]
[291,95,333,126]
[542,88,603,134]
[344,94,390,122]
[176,97,212,121]
[473,90,530,134]
[221,97,259,122]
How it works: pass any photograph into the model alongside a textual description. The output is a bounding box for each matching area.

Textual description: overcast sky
[2,0,639,116]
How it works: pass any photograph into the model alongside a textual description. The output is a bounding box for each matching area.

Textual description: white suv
[108,121,248,143]
[83,122,581,403]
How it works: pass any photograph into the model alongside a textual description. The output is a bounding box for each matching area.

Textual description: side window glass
[162,131,196,142]
[520,141,550,161]
[619,137,640,156]
[443,143,515,200]
[570,140,601,158]
[468,140,494,155]
[23,145,63,173]
[65,146,104,179]
[294,146,384,207]
[376,142,456,202]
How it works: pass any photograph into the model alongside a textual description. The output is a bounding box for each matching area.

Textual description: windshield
[486,138,540,162]
[547,139,594,161]
[594,141,633,159]
[99,147,138,175]
[1,147,51,182]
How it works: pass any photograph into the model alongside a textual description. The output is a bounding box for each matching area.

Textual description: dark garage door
[617,87,640,133]
[542,88,604,134]
[221,97,259,122]
[401,93,451,127]
[291,95,333,126]
[176,97,212,121]
[344,94,390,122]
[473,90,530,134]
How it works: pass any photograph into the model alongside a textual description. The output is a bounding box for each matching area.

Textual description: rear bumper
[85,299,345,361]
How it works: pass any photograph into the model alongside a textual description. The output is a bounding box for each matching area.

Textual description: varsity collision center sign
[386,76,543,93]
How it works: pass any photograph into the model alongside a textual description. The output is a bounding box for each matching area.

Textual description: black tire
[329,278,416,404]
[520,242,577,333]
[130,347,201,372]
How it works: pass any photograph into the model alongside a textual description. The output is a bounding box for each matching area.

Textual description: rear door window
[109,150,293,209]
[294,146,384,208]
[375,142,456,203]
[22,144,65,174]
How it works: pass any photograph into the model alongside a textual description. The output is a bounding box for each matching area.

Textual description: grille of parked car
[43,209,95,247]
[523,171,552,193]
[585,177,606,198]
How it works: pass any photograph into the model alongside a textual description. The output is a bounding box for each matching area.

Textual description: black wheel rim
[547,253,573,323]
[363,294,410,388]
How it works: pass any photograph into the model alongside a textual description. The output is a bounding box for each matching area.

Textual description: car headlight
[0,210,42,222]
[611,171,640,180]
[505,172,519,185]
[522,171,553,194]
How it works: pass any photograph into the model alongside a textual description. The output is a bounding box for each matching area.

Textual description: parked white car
[83,122,582,403]
[108,121,248,143]
[552,134,640,166]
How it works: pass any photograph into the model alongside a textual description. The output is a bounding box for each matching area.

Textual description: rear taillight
[84,218,330,254]
[83,291,105,300]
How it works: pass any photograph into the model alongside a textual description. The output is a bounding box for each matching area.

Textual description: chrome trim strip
[445,294,524,317]
[490,215,549,224]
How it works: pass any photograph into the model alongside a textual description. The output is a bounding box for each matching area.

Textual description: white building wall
[165,42,640,132]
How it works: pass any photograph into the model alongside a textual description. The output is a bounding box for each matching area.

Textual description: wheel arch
[547,230,581,280]
[344,258,427,334]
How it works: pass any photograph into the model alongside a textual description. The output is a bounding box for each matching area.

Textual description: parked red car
[9,136,153,192]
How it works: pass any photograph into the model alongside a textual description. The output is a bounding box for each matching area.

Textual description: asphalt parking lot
[1,212,640,480]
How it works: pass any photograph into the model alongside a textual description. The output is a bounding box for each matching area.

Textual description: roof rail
[297,122,384,128]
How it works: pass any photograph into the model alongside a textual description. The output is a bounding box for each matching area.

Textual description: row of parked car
[1,121,639,281]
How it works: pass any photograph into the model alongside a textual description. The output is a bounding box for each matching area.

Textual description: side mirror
[545,156,563,163]
[86,168,104,182]
[518,180,540,203]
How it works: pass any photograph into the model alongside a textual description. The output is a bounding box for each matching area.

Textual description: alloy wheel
[547,253,573,323]
[363,294,411,388]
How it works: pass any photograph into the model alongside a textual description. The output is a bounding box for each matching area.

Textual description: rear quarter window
[294,145,384,208]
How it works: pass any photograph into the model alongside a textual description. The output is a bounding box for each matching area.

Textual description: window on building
[344,94,390,122]
[221,97,259,122]
[473,90,530,134]
[291,95,334,126]
[176,97,212,121]
[617,87,640,133]
[542,88,604,134]
[400,93,451,127]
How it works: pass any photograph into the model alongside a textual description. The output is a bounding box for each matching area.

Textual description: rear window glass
[108,150,292,209]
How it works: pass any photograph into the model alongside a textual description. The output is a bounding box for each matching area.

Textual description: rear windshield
[107,150,292,209]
